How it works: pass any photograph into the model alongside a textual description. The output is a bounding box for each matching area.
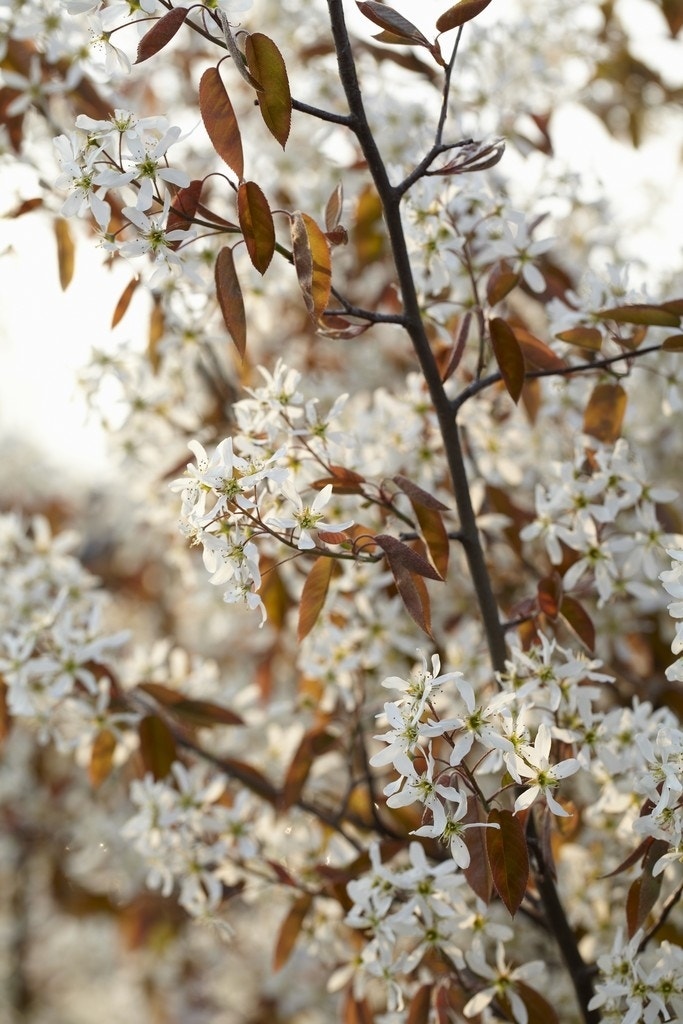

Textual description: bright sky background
[1,0,681,485]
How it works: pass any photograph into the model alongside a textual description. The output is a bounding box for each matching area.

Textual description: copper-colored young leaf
[462,799,494,903]
[393,475,450,512]
[325,182,344,232]
[583,381,627,443]
[537,573,562,619]
[89,728,117,788]
[353,185,385,266]
[661,0,683,37]
[603,835,655,879]
[166,179,203,242]
[245,32,292,148]
[597,303,681,328]
[221,756,279,805]
[514,982,560,1024]
[238,181,275,275]
[407,985,433,1024]
[662,298,683,315]
[374,534,443,581]
[111,276,139,328]
[199,66,244,179]
[282,725,336,810]
[489,316,525,404]
[512,326,567,372]
[298,556,335,642]
[164,699,244,728]
[662,334,683,352]
[357,2,431,45]
[138,714,176,780]
[487,260,519,305]
[486,808,529,917]
[311,466,366,495]
[54,217,75,290]
[415,506,450,578]
[441,311,471,383]
[626,840,669,938]
[7,197,43,217]
[436,0,494,33]
[273,894,313,971]
[148,296,164,371]
[135,6,188,64]
[560,595,595,651]
[290,212,332,323]
[215,246,247,359]
[555,326,603,351]
[391,562,433,638]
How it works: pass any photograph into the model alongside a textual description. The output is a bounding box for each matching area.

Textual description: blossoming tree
[1,0,683,1022]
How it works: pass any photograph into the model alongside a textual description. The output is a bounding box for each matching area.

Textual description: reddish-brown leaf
[215,246,246,359]
[489,316,525,404]
[512,326,567,372]
[597,303,680,328]
[282,726,336,810]
[357,2,431,45]
[290,212,332,323]
[560,595,595,651]
[555,326,603,351]
[462,799,494,903]
[487,261,519,305]
[436,0,494,33]
[486,808,529,916]
[514,982,561,1024]
[537,574,562,619]
[238,180,275,275]
[138,715,176,780]
[325,182,344,232]
[393,475,450,512]
[89,728,117,788]
[245,33,292,148]
[166,179,203,241]
[298,556,335,642]
[374,534,443,581]
[406,985,432,1024]
[135,6,188,64]
[662,334,683,352]
[415,506,450,579]
[54,217,75,290]
[199,67,244,179]
[165,700,244,728]
[392,563,433,638]
[273,894,313,971]
[626,840,669,937]
[311,466,367,495]
[583,381,627,443]
[111,277,139,329]
[441,311,471,383]
[662,0,683,37]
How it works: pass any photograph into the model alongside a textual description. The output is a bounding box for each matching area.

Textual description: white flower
[513,723,580,816]
[267,482,353,550]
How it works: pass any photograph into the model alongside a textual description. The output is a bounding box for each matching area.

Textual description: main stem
[326,3,597,1020]
[326,0,506,675]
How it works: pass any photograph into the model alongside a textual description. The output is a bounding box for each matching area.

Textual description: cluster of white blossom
[660,550,683,683]
[521,436,679,606]
[589,930,683,1023]
[0,513,132,749]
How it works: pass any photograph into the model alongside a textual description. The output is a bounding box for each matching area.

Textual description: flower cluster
[660,550,683,683]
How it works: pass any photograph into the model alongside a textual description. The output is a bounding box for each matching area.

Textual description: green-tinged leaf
[374,534,444,581]
[273,894,313,971]
[111,276,139,329]
[282,725,337,810]
[512,326,567,372]
[597,303,680,328]
[89,728,117,787]
[489,316,525,403]
[555,326,603,351]
[215,246,246,359]
[135,6,188,64]
[138,714,176,780]
[238,181,275,275]
[199,67,243,178]
[486,808,529,916]
[406,985,432,1024]
[290,211,332,323]
[298,556,335,642]
[325,182,344,232]
[166,179,203,243]
[245,32,292,148]
[583,381,627,443]
[54,217,74,290]
[537,573,562,619]
[662,334,683,352]
[513,982,560,1024]
[436,0,493,33]
[560,595,595,651]
[357,2,431,45]
[626,840,669,937]
[487,260,520,305]
[462,799,494,903]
